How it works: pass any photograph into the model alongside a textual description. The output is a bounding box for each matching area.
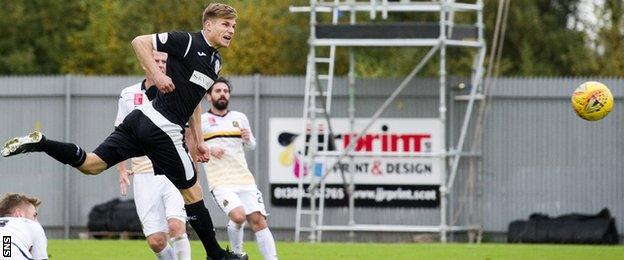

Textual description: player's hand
[196,143,211,162]
[240,128,251,142]
[209,147,225,159]
[154,73,175,93]
[118,170,134,196]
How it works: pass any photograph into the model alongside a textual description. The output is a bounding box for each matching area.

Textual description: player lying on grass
[0,193,47,260]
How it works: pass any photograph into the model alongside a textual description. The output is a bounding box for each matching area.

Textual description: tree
[0,1,607,77]
[489,0,599,76]
[0,0,88,74]
[595,0,624,75]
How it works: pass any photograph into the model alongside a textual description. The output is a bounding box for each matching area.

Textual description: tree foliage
[595,0,624,75]
[0,1,620,77]
[0,0,88,74]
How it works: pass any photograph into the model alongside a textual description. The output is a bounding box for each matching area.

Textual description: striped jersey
[201,110,256,190]
[114,82,156,174]
[0,217,47,260]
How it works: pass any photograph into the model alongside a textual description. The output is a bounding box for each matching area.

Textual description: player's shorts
[211,185,268,216]
[93,102,197,189]
[133,172,187,237]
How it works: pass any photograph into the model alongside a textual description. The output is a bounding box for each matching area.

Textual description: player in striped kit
[115,51,191,260]
[201,78,277,260]
[0,193,47,260]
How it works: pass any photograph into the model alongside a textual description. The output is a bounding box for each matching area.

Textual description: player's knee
[180,182,203,204]
[248,213,268,232]
[78,154,107,175]
[78,167,103,175]
[146,233,167,252]
[229,210,246,225]
[168,219,186,237]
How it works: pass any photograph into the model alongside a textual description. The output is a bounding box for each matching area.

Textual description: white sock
[255,228,278,260]
[155,244,176,260]
[170,233,191,260]
[227,220,245,254]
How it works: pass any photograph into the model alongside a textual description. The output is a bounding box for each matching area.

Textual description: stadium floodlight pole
[307,43,441,193]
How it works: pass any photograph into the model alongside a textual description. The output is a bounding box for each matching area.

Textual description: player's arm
[189,105,210,162]
[30,222,48,260]
[184,127,197,162]
[114,91,134,196]
[131,35,174,93]
[241,114,256,151]
[117,160,132,196]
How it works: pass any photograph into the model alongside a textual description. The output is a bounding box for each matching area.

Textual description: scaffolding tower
[290,0,486,243]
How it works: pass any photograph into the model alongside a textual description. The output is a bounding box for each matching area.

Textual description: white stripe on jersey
[0,217,47,260]
[183,33,192,58]
[139,102,195,181]
[201,111,256,190]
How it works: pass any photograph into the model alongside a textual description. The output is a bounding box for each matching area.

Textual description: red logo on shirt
[134,93,143,106]
[208,117,217,125]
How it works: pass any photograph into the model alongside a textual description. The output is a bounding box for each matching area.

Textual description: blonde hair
[202,3,238,24]
[0,193,41,217]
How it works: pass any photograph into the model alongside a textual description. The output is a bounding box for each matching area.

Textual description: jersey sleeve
[153,31,192,59]
[114,92,133,127]
[241,113,256,151]
[29,222,48,260]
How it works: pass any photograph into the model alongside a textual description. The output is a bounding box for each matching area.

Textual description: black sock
[40,139,87,167]
[185,200,225,259]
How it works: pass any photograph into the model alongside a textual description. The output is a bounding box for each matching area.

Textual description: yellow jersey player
[202,78,277,260]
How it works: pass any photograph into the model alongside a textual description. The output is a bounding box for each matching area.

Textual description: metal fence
[0,75,621,240]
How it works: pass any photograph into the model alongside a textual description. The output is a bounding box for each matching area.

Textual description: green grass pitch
[47,240,623,259]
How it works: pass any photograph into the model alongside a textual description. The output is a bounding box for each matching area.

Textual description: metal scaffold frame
[290,0,486,243]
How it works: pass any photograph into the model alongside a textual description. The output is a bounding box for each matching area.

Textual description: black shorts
[93,104,197,189]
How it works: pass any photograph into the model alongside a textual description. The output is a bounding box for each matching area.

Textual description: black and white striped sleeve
[152,31,192,59]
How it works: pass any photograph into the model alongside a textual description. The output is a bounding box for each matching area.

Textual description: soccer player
[0,193,47,260]
[202,78,278,260]
[115,50,191,260]
[1,3,242,260]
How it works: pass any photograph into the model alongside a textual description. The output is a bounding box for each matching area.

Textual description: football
[571,81,614,121]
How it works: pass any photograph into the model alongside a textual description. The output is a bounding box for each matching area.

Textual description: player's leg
[177,182,231,260]
[137,112,234,260]
[139,102,249,259]
[212,188,247,256]
[2,111,144,175]
[246,212,277,260]
[1,131,98,172]
[148,233,175,260]
[227,214,246,256]
[241,189,278,260]
[168,218,191,260]
[163,178,191,260]
[133,173,175,259]
[76,153,108,175]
